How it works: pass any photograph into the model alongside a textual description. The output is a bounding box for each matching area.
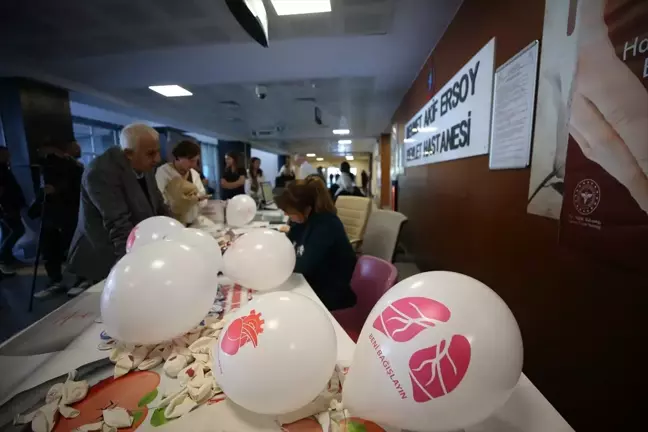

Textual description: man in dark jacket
[0,147,26,275]
[34,141,84,296]
[61,124,169,297]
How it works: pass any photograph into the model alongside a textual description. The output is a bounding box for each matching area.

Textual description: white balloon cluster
[100,199,524,427]
[102,195,296,346]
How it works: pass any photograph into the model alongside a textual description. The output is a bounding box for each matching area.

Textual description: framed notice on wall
[404,38,495,168]
[489,40,539,170]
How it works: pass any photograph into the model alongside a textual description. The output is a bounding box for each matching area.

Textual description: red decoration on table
[220,309,264,355]
[372,297,451,342]
[408,334,472,401]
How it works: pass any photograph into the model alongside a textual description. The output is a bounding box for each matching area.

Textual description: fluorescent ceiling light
[316,157,324,161]
[404,138,416,143]
[332,129,350,135]
[411,128,418,132]
[345,155,354,161]
[306,153,316,157]
[148,85,192,97]
[338,139,352,145]
[271,0,331,16]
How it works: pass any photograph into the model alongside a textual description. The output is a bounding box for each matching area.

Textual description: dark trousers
[0,212,25,262]
[41,215,76,283]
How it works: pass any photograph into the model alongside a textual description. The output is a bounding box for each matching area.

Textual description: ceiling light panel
[149,85,192,97]
[332,129,350,135]
[271,0,331,16]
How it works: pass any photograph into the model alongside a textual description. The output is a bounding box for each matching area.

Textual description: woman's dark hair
[340,161,351,173]
[172,140,201,160]
[249,157,263,178]
[226,151,240,171]
[275,176,336,216]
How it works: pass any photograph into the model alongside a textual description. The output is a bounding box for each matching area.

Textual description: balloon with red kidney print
[342,271,523,432]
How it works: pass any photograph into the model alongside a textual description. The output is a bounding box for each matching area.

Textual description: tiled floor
[0,264,73,344]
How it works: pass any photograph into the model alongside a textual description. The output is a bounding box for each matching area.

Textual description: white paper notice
[489,41,539,169]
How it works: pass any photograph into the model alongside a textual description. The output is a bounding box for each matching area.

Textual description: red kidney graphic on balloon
[373,297,451,342]
[126,226,138,253]
[220,310,265,356]
[408,335,471,402]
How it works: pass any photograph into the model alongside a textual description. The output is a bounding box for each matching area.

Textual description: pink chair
[332,255,398,342]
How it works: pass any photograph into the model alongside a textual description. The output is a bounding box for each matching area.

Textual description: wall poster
[489,40,539,170]
[528,0,648,271]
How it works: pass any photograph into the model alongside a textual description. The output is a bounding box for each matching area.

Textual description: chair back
[361,209,408,262]
[335,196,372,243]
[332,255,397,340]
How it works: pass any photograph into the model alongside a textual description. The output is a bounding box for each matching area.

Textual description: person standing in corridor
[33,141,84,297]
[60,124,168,298]
[0,147,26,276]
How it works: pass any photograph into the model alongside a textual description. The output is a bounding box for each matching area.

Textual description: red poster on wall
[560,0,648,271]
[529,0,648,271]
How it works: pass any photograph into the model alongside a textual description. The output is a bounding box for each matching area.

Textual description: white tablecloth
[0,273,573,432]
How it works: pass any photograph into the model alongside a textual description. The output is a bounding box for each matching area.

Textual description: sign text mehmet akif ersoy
[404,38,495,168]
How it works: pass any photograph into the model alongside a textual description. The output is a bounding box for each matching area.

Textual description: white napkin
[102,407,133,428]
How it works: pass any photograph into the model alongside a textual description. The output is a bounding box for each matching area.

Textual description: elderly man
[64,124,168,296]
[294,153,317,180]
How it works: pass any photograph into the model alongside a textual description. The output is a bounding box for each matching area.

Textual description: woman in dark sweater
[220,151,246,200]
[275,176,357,311]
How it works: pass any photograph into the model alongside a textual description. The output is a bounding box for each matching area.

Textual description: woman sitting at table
[156,140,208,224]
[220,152,247,200]
[275,176,357,311]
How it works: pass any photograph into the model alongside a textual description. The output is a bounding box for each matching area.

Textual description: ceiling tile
[155,0,206,20]
[343,12,391,35]
[189,25,231,44]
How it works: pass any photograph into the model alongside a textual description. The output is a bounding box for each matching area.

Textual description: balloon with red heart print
[213,291,337,415]
[342,271,523,432]
[126,216,183,253]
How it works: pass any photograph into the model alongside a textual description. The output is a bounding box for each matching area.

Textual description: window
[200,142,218,190]
[73,121,119,164]
[250,148,279,187]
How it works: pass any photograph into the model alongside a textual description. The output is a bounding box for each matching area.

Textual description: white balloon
[342,271,523,432]
[101,241,218,345]
[126,216,183,253]
[213,291,337,414]
[223,229,295,291]
[164,228,223,272]
[226,195,257,227]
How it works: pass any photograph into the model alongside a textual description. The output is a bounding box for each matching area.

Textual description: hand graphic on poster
[569,0,648,214]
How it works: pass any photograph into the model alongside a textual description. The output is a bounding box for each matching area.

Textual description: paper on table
[489,40,539,170]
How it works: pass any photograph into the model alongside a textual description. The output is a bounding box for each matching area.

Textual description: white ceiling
[0,0,462,155]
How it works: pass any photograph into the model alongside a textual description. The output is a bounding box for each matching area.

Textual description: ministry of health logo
[573,179,601,215]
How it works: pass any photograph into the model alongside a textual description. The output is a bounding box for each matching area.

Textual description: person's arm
[244,177,252,195]
[294,222,337,276]
[220,175,245,189]
[84,166,133,258]
[152,178,172,217]
[155,167,170,202]
[193,170,209,208]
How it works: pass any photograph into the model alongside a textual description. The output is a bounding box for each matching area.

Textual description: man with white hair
[294,153,317,180]
[64,123,168,296]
